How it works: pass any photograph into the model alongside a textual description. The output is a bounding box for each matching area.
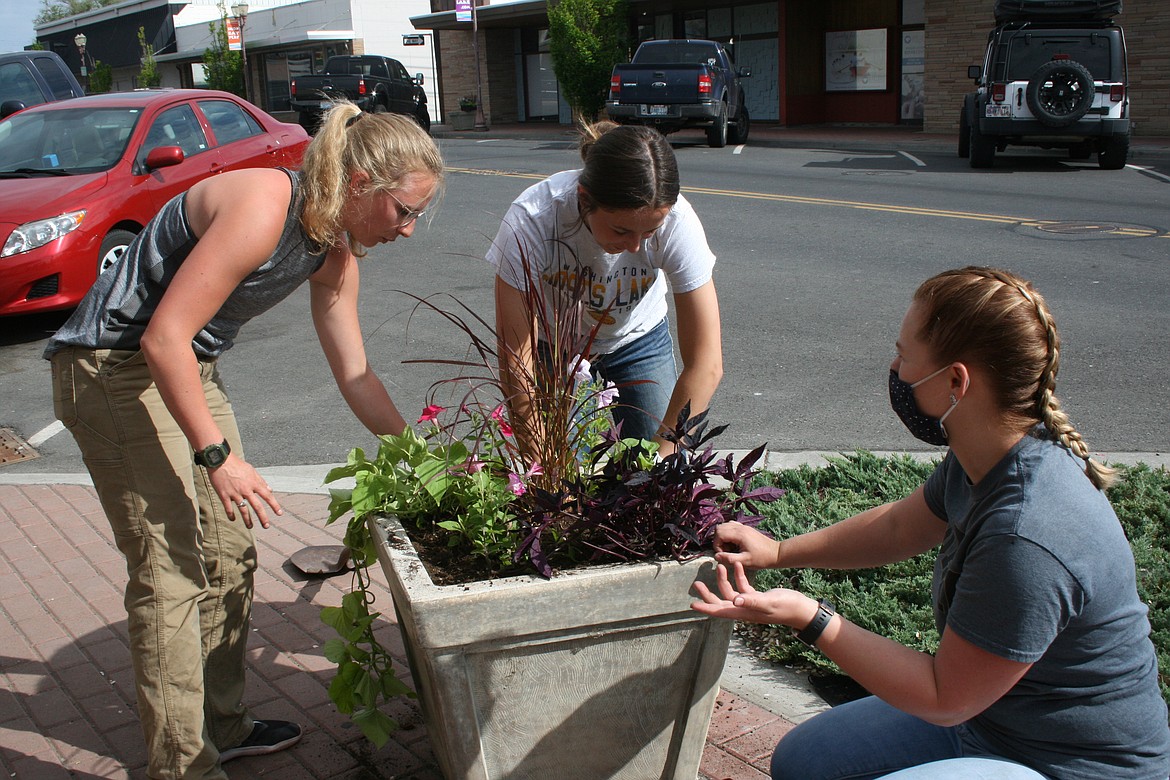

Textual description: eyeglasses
[387,190,427,227]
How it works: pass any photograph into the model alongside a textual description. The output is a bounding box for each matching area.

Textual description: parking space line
[898,150,926,167]
[1127,164,1170,184]
[28,420,65,448]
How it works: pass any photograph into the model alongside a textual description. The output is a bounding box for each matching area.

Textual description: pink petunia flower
[417,404,445,423]
[491,405,514,436]
[507,473,526,495]
[466,458,485,474]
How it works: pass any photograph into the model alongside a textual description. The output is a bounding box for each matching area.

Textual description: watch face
[204,446,228,468]
[197,441,230,468]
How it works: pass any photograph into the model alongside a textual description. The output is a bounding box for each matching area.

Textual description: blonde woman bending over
[44,104,443,780]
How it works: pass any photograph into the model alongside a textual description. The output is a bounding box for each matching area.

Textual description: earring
[949,394,957,405]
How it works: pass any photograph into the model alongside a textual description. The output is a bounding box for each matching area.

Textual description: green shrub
[739,452,1170,711]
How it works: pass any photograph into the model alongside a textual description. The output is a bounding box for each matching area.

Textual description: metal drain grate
[0,427,40,466]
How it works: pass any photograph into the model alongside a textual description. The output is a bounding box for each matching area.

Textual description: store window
[683,11,706,39]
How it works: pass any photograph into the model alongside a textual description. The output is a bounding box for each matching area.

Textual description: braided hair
[913,266,1116,490]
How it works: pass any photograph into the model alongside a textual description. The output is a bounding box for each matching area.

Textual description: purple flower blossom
[572,355,592,386]
[596,382,619,409]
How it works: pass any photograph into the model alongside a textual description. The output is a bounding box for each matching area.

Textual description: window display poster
[901,30,925,120]
[825,28,887,92]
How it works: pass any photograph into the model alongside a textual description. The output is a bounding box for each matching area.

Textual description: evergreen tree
[547,0,628,120]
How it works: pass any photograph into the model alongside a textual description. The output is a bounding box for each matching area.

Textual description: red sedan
[0,89,310,317]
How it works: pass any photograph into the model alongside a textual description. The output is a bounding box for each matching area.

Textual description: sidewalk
[5,446,1169,777]
[0,477,802,779]
[429,119,1170,163]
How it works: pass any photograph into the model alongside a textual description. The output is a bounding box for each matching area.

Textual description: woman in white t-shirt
[488,122,722,456]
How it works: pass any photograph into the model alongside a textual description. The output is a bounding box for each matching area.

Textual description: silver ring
[238,501,248,508]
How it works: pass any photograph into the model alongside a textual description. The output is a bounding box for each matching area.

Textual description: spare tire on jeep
[1026,60,1095,127]
[994,0,1121,23]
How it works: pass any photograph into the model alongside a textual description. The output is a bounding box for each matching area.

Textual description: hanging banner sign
[227,17,243,51]
[455,0,472,23]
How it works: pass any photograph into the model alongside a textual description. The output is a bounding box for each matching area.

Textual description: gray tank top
[45,168,327,359]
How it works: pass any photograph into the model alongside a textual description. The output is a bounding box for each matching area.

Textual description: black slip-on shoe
[219,720,302,763]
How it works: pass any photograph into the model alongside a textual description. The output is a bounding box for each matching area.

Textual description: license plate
[647,104,668,116]
[985,103,1011,118]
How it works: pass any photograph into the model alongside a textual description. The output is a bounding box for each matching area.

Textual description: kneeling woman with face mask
[691,266,1170,780]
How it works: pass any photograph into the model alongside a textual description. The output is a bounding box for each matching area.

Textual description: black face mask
[888,366,959,446]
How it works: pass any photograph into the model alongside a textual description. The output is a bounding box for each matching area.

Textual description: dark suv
[959,1,1130,169]
[0,51,85,119]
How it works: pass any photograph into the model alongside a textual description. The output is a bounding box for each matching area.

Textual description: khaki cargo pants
[51,347,255,780]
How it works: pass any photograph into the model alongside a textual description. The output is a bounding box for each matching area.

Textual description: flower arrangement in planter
[319,255,782,775]
[459,95,477,112]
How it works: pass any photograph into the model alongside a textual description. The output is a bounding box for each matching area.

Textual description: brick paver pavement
[0,483,790,779]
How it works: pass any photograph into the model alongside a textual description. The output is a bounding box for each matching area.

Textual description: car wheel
[98,229,137,276]
[414,104,431,134]
[958,108,971,158]
[969,121,995,168]
[706,102,728,148]
[730,103,750,144]
[1026,60,1095,128]
[1098,133,1130,170]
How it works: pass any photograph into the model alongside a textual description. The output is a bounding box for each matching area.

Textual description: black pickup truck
[605,39,751,148]
[289,54,430,133]
[0,50,85,119]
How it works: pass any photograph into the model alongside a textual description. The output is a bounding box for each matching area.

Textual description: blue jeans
[771,697,1050,780]
[590,319,677,442]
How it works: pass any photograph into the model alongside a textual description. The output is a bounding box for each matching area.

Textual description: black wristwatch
[194,439,231,469]
[793,599,836,647]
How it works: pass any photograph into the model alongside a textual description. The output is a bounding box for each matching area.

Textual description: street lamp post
[231,2,250,102]
[471,1,487,130]
[74,33,89,93]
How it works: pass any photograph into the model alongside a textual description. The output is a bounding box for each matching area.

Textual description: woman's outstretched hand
[691,560,810,628]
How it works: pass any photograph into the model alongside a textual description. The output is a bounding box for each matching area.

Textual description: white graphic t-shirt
[486,170,716,354]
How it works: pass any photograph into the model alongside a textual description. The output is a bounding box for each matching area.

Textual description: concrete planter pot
[368,514,732,780]
[448,111,475,130]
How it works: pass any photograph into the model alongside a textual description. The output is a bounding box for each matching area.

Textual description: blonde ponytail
[298,100,443,256]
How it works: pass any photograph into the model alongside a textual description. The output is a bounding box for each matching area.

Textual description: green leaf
[322,638,349,663]
[352,706,398,748]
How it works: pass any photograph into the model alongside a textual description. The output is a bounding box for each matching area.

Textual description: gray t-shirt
[45,168,325,359]
[924,431,1170,779]
[485,169,715,354]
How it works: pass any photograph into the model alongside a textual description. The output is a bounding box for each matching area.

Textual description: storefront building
[32,0,1168,136]
[413,0,1169,136]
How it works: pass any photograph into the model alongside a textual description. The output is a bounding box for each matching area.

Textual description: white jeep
[959,1,1130,169]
